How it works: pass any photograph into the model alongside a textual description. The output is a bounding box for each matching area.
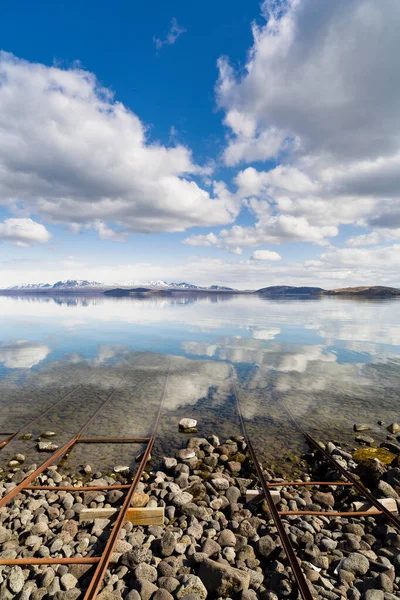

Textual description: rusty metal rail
[281,401,400,531]
[0,373,129,509]
[82,363,171,600]
[231,370,314,600]
[0,384,82,450]
[0,363,171,600]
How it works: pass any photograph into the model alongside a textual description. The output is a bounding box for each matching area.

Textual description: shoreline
[1,425,400,599]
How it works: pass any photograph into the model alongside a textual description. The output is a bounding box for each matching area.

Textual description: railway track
[231,367,400,600]
[0,363,171,600]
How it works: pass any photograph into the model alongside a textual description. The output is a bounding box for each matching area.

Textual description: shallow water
[0,293,399,476]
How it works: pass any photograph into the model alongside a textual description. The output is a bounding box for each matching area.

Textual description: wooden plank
[246,489,281,504]
[127,507,164,526]
[352,498,397,514]
[80,506,164,525]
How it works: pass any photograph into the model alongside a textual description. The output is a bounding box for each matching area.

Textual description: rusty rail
[0,384,82,450]
[231,370,314,600]
[0,373,129,509]
[281,401,400,531]
[82,363,171,600]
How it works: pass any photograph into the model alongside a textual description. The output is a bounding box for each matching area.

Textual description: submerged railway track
[0,363,399,598]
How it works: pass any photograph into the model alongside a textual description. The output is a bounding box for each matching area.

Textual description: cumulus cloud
[0,218,51,246]
[153,18,186,50]
[212,0,400,252]
[218,0,400,164]
[251,249,281,261]
[0,52,238,237]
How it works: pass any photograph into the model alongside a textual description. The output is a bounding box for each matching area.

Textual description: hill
[256,285,325,296]
[319,286,400,297]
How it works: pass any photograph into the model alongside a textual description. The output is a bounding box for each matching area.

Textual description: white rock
[114,465,130,473]
[179,418,197,431]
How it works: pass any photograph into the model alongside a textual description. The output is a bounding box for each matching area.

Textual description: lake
[0,293,399,478]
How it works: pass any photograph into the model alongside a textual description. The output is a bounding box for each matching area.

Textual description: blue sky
[0,0,399,288]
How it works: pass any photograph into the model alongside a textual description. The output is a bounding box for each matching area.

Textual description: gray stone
[218,529,236,548]
[40,567,56,588]
[158,577,180,593]
[313,491,334,507]
[354,424,372,431]
[163,457,177,470]
[257,535,276,558]
[176,575,208,600]
[54,591,81,600]
[133,579,159,600]
[365,592,384,600]
[201,539,221,557]
[37,441,58,452]
[341,553,370,575]
[387,424,400,434]
[96,592,123,600]
[240,591,258,600]
[198,558,250,596]
[225,486,241,504]
[134,563,158,583]
[173,492,194,507]
[60,573,78,591]
[153,591,173,600]
[378,480,399,499]
[211,477,229,491]
[355,434,374,445]
[177,449,196,460]
[121,547,153,568]
[8,566,24,594]
[0,526,11,543]
[125,592,141,600]
[160,531,176,557]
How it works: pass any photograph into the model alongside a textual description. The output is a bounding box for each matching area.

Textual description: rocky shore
[1,426,400,599]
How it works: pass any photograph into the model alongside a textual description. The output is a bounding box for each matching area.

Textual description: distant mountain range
[6,279,236,292]
[3,281,399,298]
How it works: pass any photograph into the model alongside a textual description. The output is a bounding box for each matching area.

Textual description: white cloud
[0,218,51,246]
[0,52,238,237]
[212,0,400,253]
[218,0,400,164]
[91,220,128,242]
[251,249,281,261]
[154,18,186,50]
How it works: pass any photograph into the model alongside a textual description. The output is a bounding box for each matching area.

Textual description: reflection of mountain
[0,341,51,368]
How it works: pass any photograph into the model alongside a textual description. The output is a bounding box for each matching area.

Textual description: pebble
[179,418,198,432]
[60,573,78,591]
[8,566,24,594]
[37,441,58,452]
[130,493,149,507]
[41,431,57,438]
[114,465,130,473]
[387,424,400,434]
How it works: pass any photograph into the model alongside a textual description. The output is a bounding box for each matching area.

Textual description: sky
[0,0,399,290]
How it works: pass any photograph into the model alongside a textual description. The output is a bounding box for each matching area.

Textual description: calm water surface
[0,293,399,477]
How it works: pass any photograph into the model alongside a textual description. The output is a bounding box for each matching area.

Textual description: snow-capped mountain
[52,280,102,288]
[8,280,102,290]
[6,279,234,291]
[7,283,52,290]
